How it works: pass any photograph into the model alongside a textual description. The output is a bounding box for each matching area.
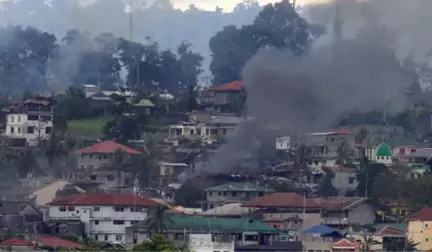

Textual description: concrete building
[46,193,158,244]
[276,136,291,151]
[405,207,432,251]
[2,97,54,147]
[68,141,142,189]
[204,182,274,210]
[327,167,358,196]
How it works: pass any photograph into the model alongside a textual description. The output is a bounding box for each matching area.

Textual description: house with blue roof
[302,225,342,252]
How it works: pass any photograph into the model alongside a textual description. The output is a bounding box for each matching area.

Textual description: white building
[275,136,291,150]
[2,97,54,147]
[46,193,158,244]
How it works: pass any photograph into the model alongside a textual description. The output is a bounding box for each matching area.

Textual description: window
[131,221,139,225]
[67,207,75,211]
[114,207,125,212]
[27,115,38,121]
[17,127,21,133]
[10,116,14,123]
[104,235,108,241]
[232,191,237,197]
[10,127,14,133]
[90,175,97,181]
[116,235,122,241]
[218,192,222,196]
[348,177,355,184]
[208,192,212,196]
[94,220,99,225]
[131,207,142,212]
[94,207,100,212]
[59,206,66,212]
[27,126,34,134]
[222,128,227,135]
[94,235,99,241]
[426,224,429,228]
[426,238,429,242]
[17,116,21,123]
[107,175,114,181]
[206,129,210,135]
[113,220,124,225]
[45,127,52,134]
[258,192,264,197]
[41,115,52,121]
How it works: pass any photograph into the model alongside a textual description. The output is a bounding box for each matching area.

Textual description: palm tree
[145,204,173,233]
[361,232,381,251]
[335,140,354,166]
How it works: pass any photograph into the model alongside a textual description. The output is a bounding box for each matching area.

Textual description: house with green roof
[204,182,274,210]
[133,99,156,116]
[125,215,279,249]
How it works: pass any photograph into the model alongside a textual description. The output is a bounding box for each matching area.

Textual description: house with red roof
[68,141,142,190]
[46,193,158,244]
[0,236,82,250]
[405,207,432,250]
[197,81,245,113]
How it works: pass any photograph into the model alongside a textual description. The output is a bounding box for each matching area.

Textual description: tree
[0,26,57,93]
[111,148,128,188]
[209,1,320,84]
[335,140,354,166]
[318,167,338,196]
[356,163,386,197]
[145,205,173,233]
[56,185,83,199]
[132,234,178,252]
[293,144,311,181]
[360,231,381,251]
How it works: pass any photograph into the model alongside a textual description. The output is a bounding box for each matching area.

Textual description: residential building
[276,136,292,151]
[197,81,245,113]
[243,193,377,230]
[133,99,156,116]
[46,193,158,243]
[399,148,432,169]
[168,112,244,143]
[0,236,83,250]
[405,207,432,250]
[327,167,358,195]
[156,162,189,185]
[68,141,142,189]
[393,145,422,157]
[2,97,54,147]
[0,200,44,234]
[125,215,278,249]
[303,129,354,159]
[302,225,342,252]
[204,182,274,210]
[83,84,100,97]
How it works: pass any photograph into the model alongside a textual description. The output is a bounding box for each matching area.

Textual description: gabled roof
[206,182,274,192]
[134,99,155,107]
[242,193,321,208]
[304,225,338,235]
[332,239,357,249]
[405,207,432,221]
[47,193,158,207]
[32,236,82,249]
[73,141,142,155]
[0,238,33,247]
[132,215,278,233]
[376,226,406,237]
[212,81,244,92]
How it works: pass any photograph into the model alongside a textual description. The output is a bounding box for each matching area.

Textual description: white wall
[276,137,291,150]
[77,154,112,169]
[5,113,53,146]
[48,205,148,243]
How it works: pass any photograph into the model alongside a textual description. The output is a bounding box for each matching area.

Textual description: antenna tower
[333,0,342,44]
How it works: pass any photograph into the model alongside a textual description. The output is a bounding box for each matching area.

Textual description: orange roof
[242,193,322,208]
[0,238,33,247]
[32,236,82,249]
[212,81,244,91]
[406,207,432,221]
[73,141,142,155]
[47,193,159,206]
[332,239,357,249]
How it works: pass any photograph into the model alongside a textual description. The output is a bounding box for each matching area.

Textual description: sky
[173,0,330,11]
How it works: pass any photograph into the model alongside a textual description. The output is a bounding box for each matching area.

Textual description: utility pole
[333,0,342,44]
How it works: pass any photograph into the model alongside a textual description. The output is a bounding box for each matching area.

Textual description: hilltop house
[197,81,245,113]
[67,141,142,190]
[2,97,54,147]
[204,182,274,210]
[46,193,158,244]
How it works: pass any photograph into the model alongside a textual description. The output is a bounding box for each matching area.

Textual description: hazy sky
[173,0,329,11]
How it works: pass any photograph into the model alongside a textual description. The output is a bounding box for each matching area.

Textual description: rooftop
[132,215,278,233]
[405,207,432,221]
[73,141,142,155]
[47,193,158,207]
[212,81,244,92]
[134,99,156,107]
[376,142,392,157]
[206,182,274,192]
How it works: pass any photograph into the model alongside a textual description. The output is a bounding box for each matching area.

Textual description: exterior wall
[76,153,112,169]
[332,171,358,193]
[48,205,148,243]
[5,113,53,146]
[206,190,270,209]
[67,170,134,189]
[302,235,333,252]
[347,204,376,226]
[276,137,291,150]
[408,220,432,251]
[168,124,235,141]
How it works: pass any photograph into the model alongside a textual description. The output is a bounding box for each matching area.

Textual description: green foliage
[56,185,83,199]
[209,1,322,84]
[132,234,179,252]
[318,167,338,196]
[145,205,173,233]
[356,163,386,197]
